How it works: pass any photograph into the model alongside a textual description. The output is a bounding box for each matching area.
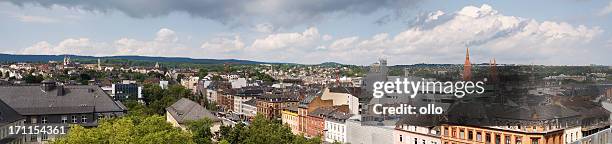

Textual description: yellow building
[281,106,300,134]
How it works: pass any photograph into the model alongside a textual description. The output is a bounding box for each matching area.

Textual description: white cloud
[13,15,59,23]
[249,27,323,51]
[154,28,178,43]
[318,4,602,65]
[113,28,190,57]
[599,1,612,16]
[201,36,245,53]
[21,28,191,57]
[426,10,444,22]
[21,38,108,55]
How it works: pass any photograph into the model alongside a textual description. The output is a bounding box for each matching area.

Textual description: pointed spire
[463,47,472,81]
[466,47,470,59]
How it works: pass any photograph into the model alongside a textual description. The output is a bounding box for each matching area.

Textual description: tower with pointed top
[463,47,472,81]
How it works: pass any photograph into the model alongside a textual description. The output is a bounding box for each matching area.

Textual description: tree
[187,118,214,144]
[197,69,208,79]
[244,115,295,144]
[217,114,321,144]
[23,74,43,83]
[142,84,194,115]
[218,139,230,144]
[218,122,248,144]
[123,100,150,116]
[52,115,193,144]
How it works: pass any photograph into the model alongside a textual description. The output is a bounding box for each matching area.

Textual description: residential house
[298,93,334,137]
[233,88,263,119]
[257,94,299,120]
[324,108,353,143]
[394,115,441,144]
[166,98,222,131]
[0,80,127,143]
[281,106,300,134]
[306,105,349,138]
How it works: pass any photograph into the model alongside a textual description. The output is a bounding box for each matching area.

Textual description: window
[515,137,522,144]
[41,116,47,124]
[444,127,449,136]
[61,116,68,123]
[476,132,482,141]
[30,134,37,142]
[459,129,465,139]
[505,136,511,144]
[71,115,77,123]
[495,134,500,144]
[81,115,88,123]
[422,140,425,144]
[42,133,48,141]
[531,138,539,144]
[414,138,417,144]
[400,135,403,142]
[31,117,37,124]
[468,131,473,140]
[486,133,491,143]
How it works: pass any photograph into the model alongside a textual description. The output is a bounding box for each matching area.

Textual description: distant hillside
[319,62,345,67]
[0,54,272,65]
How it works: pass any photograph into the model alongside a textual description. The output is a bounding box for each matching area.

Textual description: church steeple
[463,47,472,81]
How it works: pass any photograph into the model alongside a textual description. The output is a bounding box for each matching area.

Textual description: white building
[159,80,169,89]
[232,89,262,117]
[346,115,396,144]
[242,99,257,118]
[229,78,248,89]
[394,124,440,144]
[181,76,199,91]
[564,126,582,143]
[324,111,352,143]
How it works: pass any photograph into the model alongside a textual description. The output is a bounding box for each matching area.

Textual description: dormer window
[81,115,87,123]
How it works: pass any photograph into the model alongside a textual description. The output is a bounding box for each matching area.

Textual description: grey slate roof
[0,99,23,126]
[244,99,257,107]
[166,98,220,124]
[0,85,126,115]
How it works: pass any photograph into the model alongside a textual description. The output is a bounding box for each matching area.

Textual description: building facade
[281,107,300,134]
[0,80,127,143]
[256,95,299,120]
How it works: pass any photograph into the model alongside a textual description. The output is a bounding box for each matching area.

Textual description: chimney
[56,84,65,96]
[41,79,56,92]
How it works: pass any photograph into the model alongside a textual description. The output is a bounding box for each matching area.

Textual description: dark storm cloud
[3,0,421,27]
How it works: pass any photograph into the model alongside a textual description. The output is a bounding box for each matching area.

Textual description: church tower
[489,58,498,83]
[463,47,472,81]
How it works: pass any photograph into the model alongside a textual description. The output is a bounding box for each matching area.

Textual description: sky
[0,0,611,65]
